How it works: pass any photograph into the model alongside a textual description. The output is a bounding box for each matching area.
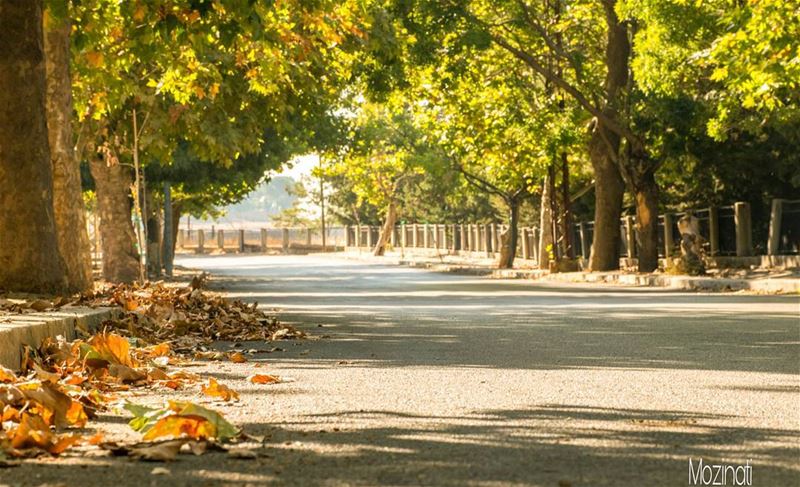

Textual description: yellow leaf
[0,365,17,383]
[201,378,239,402]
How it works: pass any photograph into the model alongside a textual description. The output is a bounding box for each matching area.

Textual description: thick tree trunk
[588,0,629,271]
[44,2,93,292]
[634,171,659,272]
[0,1,68,294]
[497,200,520,269]
[538,174,555,270]
[89,152,140,283]
[588,130,625,271]
[373,201,397,256]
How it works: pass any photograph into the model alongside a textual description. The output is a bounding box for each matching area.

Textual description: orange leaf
[148,343,171,357]
[66,400,88,428]
[90,333,135,367]
[248,374,281,385]
[201,378,239,402]
[142,414,215,441]
[229,352,247,363]
[0,365,17,383]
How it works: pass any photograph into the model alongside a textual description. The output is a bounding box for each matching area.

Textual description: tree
[44,0,93,292]
[69,0,364,281]
[0,0,68,294]
[324,101,427,256]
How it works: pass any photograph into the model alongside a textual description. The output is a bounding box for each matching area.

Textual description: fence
[345,199,799,266]
[176,226,347,253]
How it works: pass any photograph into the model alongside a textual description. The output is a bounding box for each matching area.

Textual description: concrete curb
[339,253,800,294]
[0,307,115,369]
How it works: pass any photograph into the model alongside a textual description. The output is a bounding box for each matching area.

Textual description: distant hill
[190,176,298,228]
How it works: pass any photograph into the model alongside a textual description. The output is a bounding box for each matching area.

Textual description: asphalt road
[4,254,799,486]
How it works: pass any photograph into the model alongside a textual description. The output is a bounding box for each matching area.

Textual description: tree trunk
[634,171,659,272]
[588,129,625,271]
[538,174,554,270]
[497,199,520,269]
[588,0,629,272]
[145,188,162,277]
[373,201,397,256]
[560,152,573,259]
[44,2,93,292]
[0,0,68,294]
[167,202,182,257]
[89,151,140,283]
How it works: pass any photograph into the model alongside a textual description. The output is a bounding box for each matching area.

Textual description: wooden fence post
[282,228,289,253]
[217,229,225,250]
[238,230,245,252]
[260,229,267,252]
[197,230,204,254]
[532,227,540,263]
[708,207,720,256]
[578,222,588,259]
[768,199,783,255]
[521,227,530,259]
[663,214,674,258]
[625,216,636,259]
[735,202,753,256]
[484,224,493,257]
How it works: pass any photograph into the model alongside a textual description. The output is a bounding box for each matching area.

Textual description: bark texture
[633,170,659,272]
[373,201,397,257]
[44,3,93,292]
[497,201,520,269]
[0,0,68,294]
[89,152,140,283]
[587,0,628,271]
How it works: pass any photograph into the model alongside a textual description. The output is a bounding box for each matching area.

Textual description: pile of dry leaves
[1,276,299,464]
[77,275,305,350]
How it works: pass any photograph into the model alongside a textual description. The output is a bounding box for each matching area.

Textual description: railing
[346,199,798,264]
[177,226,347,253]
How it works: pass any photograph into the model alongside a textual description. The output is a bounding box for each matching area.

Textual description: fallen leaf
[201,378,239,401]
[248,374,281,385]
[151,466,171,475]
[143,415,216,441]
[229,352,247,363]
[89,333,135,367]
[0,366,17,383]
[129,440,184,461]
[108,363,147,383]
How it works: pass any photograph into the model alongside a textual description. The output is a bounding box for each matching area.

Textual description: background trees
[0,0,797,294]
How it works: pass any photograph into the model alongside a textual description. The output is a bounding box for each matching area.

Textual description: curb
[0,307,115,369]
[339,253,799,294]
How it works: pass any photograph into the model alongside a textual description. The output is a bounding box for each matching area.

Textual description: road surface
[6,254,799,486]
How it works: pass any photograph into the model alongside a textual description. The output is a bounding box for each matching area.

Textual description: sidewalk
[339,250,800,294]
[0,305,114,369]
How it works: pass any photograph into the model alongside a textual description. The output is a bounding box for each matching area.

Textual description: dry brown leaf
[201,378,239,402]
[229,352,247,363]
[129,440,185,461]
[108,364,147,384]
[248,374,281,385]
[18,381,86,428]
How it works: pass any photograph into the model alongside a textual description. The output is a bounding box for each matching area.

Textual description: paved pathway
[5,254,798,486]
[182,254,799,486]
